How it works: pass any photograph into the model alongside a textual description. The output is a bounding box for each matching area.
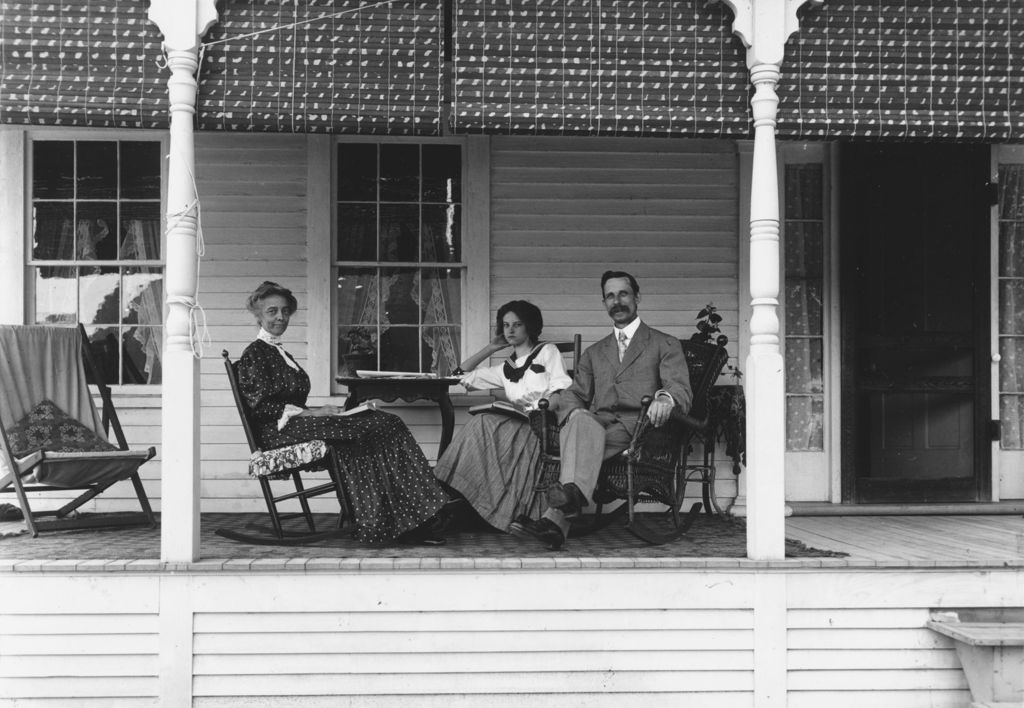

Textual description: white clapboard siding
[489,135,739,355]
[192,608,753,700]
[193,133,312,513]
[0,580,160,705]
[786,607,970,707]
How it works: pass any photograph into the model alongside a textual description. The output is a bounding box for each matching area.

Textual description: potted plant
[342,327,377,376]
[691,302,745,472]
[690,302,742,382]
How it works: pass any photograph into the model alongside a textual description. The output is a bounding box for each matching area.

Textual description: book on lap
[468,400,529,421]
[331,401,377,417]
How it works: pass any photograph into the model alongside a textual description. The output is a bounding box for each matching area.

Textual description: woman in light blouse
[435,300,572,531]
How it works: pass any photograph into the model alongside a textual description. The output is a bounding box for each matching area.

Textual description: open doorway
[839,143,991,503]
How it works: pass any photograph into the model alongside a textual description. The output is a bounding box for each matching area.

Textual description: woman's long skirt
[280,410,448,544]
[434,412,542,531]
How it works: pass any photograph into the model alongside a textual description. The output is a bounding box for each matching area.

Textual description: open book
[355,370,438,379]
[332,400,378,417]
[468,400,529,422]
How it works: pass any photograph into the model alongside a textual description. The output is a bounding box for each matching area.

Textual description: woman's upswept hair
[496,300,543,342]
[246,281,298,318]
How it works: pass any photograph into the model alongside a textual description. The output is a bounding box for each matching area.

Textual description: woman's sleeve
[236,346,288,425]
[460,361,506,391]
[541,343,573,394]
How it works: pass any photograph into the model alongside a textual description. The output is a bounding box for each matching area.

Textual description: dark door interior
[840,143,990,503]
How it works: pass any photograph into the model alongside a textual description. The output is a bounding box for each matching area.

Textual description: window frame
[23,128,169,390]
[993,144,1024,500]
[777,142,835,502]
[311,134,489,397]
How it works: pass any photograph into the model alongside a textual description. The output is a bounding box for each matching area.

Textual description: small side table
[336,377,462,457]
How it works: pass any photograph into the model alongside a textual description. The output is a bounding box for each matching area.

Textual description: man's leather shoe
[545,482,588,519]
[509,517,565,551]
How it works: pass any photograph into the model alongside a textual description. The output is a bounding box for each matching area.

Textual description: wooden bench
[927,608,1024,708]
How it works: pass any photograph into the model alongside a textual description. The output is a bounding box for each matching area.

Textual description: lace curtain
[999,165,1024,448]
[785,165,825,451]
[120,218,163,383]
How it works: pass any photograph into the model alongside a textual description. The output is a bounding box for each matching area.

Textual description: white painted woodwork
[0,575,160,705]
[0,128,25,325]
[743,61,787,560]
[828,143,844,504]
[148,0,219,562]
[994,145,1024,501]
[489,135,740,349]
[462,135,492,365]
[1,565,1021,706]
[779,143,832,502]
[753,574,787,707]
[722,0,826,559]
[305,134,332,398]
[732,141,754,517]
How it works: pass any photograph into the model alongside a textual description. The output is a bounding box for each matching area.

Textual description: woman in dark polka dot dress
[236,281,449,545]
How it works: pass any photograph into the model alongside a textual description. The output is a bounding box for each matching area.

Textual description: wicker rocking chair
[531,337,730,545]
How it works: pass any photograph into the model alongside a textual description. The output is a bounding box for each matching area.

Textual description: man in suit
[511,270,692,550]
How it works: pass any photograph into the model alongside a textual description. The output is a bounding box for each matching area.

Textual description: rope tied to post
[164,152,210,359]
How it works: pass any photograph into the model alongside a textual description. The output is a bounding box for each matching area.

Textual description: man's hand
[645,398,674,428]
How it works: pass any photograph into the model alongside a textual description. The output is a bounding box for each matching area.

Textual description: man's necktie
[617,330,629,362]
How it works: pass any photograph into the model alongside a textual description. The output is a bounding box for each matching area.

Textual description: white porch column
[722,0,822,560]
[148,0,218,563]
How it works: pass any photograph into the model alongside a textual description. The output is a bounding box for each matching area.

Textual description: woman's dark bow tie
[503,347,545,383]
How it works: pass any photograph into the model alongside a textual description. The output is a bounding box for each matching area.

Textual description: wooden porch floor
[783,514,1024,563]
[1,512,1022,568]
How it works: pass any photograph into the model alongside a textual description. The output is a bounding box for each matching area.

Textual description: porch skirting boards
[1,563,1022,707]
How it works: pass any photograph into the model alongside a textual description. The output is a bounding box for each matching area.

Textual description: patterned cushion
[248,440,328,478]
[6,399,117,456]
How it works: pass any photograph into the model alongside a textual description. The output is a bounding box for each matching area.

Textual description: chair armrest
[669,408,710,432]
[627,396,710,465]
[531,399,561,453]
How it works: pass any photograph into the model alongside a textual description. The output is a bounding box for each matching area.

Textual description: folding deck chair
[0,325,156,537]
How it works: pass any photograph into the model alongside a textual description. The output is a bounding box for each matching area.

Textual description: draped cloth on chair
[0,325,151,489]
[0,326,103,442]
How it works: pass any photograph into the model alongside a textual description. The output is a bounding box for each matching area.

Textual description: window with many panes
[784,164,826,451]
[30,139,164,384]
[335,142,462,376]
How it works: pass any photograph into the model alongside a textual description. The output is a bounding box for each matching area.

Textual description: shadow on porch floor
[0,512,841,561]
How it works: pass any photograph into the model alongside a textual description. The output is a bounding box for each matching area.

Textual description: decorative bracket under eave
[717,0,825,67]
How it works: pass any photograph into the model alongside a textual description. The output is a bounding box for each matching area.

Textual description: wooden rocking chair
[531,337,730,545]
[217,350,353,545]
[0,324,156,537]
